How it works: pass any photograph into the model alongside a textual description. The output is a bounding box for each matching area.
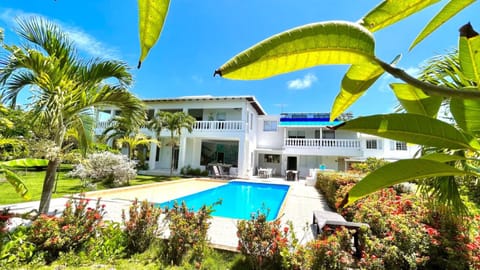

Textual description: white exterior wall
[334,130,358,139]
[359,135,419,160]
[96,96,419,178]
[242,102,261,177]
[256,116,284,149]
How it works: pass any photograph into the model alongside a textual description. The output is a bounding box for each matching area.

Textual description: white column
[237,138,246,177]
[148,142,157,170]
[177,135,188,173]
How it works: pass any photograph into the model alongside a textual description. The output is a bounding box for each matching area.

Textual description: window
[390,141,407,151]
[366,139,378,149]
[288,130,305,138]
[322,130,335,139]
[216,112,226,121]
[264,154,280,163]
[263,120,278,131]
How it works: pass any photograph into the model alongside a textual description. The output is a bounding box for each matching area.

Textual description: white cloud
[63,27,119,59]
[0,8,119,59]
[287,73,317,90]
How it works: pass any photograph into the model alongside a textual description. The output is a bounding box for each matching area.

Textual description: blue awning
[279,119,342,127]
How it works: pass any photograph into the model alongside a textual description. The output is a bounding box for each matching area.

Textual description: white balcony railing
[96,121,110,129]
[96,120,245,132]
[284,138,361,149]
[193,121,244,132]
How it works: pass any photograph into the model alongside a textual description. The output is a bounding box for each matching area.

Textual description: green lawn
[0,170,181,205]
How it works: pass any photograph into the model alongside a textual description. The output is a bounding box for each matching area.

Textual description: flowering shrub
[345,188,431,269]
[163,200,219,266]
[28,196,105,262]
[350,157,389,174]
[236,210,289,270]
[468,216,480,269]
[0,208,12,260]
[279,221,310,270]
[85,221,127,263]
[68,151,137,186]
[307,226,357,270]
[0,208,11,238]
[122,199,162,255]
[423,207,475,270]
[315,172,359,211]
[0,226,36,265]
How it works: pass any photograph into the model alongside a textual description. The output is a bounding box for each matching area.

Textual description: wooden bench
[312,210,369,258]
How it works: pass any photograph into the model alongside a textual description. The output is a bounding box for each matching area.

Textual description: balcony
[284,138,362,156]
[95,120,245,134]
[192,121,244,132]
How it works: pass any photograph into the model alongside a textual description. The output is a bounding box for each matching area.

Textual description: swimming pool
[157,180,290,221]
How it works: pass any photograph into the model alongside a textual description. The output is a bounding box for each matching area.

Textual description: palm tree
[149,111,195,176]
[116,133,159,182]
[0,18,145,213]
[0,104,13,133]
[116,133,158,161]
[101,113,145,144]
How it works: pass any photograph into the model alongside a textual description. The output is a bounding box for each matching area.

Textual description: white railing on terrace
[96,120,245,132]
[284,138,361,149]
[193,121,244,132]
[96,121,110,129]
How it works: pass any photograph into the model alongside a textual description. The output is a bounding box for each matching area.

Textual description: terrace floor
[1,177,333,250]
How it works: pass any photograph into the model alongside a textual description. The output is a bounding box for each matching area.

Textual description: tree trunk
[170,144,174,176]
[38,158,61,214]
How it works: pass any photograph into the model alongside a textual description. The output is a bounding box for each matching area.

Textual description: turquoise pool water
[157,181,290,221]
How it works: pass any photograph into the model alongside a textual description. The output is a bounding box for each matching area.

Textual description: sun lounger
[312,210,369,258]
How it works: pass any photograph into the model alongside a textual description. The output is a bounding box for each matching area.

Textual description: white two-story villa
[95,95,417,178]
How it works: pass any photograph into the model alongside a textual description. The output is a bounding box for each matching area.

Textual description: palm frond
[81,59,133,87]
[15,17,75,62]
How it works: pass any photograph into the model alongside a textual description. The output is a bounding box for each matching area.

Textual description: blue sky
[1,1,478,116]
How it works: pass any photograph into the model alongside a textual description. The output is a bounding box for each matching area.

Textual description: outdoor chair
[213,165,235,180]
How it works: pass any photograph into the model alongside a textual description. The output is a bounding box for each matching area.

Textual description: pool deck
[0,177,334,251]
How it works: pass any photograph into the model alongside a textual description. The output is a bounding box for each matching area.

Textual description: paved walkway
[1,178,334,250]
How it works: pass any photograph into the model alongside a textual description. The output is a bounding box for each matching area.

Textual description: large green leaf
[343,159,469,206]
[331,55,401,121]
[331,63,384,121]
[359,0,440,32]
[1,158,49,168]
[450,98,480,136]
[2,168,30,199]
[420,153,467,163]
[410,0,476,50]
[138,0,170,68]
[459,23,480,83]
[391,83,442,117]
[335,113,480,150]
[215,21,376,80]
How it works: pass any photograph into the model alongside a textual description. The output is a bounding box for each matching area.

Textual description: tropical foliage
[212,1,480,211]
[0,17,145,213]
[116,133,157,161]
[148,111,195,176]
[0,159,48,199]
[316,172,480,269]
